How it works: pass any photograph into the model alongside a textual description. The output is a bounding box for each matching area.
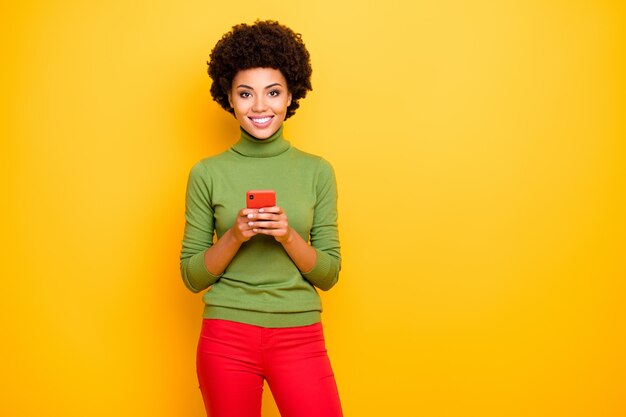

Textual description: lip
[248,115,274,128]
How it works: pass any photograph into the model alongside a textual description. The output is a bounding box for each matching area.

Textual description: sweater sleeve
[302,158,342,291]
[179,162,222,293]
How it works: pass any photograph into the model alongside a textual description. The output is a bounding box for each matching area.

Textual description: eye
[239,91,251,98]
[268,90,280,97]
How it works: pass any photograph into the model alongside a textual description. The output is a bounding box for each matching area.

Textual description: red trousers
[196,319,343,417]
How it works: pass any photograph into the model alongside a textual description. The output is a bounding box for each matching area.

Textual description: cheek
[231,100,246,116]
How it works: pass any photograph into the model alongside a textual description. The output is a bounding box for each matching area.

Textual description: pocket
[275,322,327,353]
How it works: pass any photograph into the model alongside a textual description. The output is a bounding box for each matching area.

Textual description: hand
[246,206,292,244]
[232,208,261,243]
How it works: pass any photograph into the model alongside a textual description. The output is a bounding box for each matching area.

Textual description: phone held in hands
[246,190,276,209]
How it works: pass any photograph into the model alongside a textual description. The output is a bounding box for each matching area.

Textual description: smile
[250,116,272,123]
[249,116,274,127]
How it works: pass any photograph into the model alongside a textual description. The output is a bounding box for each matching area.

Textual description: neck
[231,125,291,158]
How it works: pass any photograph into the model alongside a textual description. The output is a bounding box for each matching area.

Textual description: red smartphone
[246,190,276,209]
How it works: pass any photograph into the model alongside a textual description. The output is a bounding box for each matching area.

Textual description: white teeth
[251,117,271,124]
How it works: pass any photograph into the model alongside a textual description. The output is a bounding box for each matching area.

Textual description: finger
[239,208,259,217]
[237,223,254,234]
[233,225,256,242]
[258,206,283,214]
[253,228,286,236]
[250,221,287,229]
[236,215,255,226]
[254,213,286,221]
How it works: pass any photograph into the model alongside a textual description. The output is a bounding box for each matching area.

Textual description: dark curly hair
[207,20,312,120]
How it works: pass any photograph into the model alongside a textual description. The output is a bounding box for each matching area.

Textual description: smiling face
[228,67,292,139]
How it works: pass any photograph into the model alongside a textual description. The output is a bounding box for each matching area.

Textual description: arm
[180,163,221,292]
[180,163,261,292]
[302,159,341,290]
[251,207,317,273]
[202,208,263,275]
[251,159,341,290]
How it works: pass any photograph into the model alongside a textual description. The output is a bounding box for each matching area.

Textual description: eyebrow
[236,83,283,89]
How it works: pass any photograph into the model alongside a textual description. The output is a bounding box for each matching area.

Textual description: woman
[180,20,343,417]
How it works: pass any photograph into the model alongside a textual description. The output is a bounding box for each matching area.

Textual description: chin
[247,124,279,139]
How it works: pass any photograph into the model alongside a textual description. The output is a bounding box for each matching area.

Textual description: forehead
[232,67,287,88]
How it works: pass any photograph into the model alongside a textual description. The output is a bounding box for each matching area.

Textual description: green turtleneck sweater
[180,125,341,328]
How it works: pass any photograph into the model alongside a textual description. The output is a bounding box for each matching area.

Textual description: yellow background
[2,1,625,416]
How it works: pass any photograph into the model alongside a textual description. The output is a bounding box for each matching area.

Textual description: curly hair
[207,20,313,120]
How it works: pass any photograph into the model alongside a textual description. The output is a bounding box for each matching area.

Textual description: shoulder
[288,147,335,173]
[189,149,236,176]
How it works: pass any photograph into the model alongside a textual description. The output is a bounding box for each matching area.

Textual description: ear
[227,92,233,108]
[287,92,292,107]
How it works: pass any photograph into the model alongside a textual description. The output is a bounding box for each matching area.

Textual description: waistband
[204,305,321,328]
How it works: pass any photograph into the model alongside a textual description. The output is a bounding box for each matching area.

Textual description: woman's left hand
[247,206,292,244]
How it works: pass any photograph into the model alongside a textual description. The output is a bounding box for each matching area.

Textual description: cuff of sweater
[302,248,336,291]
[186,249,222,291]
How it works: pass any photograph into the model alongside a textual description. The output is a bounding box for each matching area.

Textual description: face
[228,67,292,139]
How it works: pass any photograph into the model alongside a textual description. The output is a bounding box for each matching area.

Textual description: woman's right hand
[202,208,258,277]
[232,208,259,243]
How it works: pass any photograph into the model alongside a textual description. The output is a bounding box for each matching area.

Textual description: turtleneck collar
[231,124,291,158]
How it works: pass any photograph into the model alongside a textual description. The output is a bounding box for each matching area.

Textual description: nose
[252,95,267,112]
